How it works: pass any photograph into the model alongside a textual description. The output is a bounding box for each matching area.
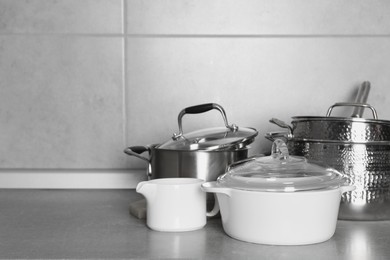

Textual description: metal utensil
[351,81,371,118]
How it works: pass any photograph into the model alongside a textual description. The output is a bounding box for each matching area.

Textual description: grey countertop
[0,189,389,259]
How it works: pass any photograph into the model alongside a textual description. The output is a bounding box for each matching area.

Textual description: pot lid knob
[271,138,289,161]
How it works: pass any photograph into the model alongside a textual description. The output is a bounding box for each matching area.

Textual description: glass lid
[158,126,258,151]
[216,139,346,192]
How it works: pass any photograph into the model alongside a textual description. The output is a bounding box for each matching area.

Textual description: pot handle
[326,103,378,119]
[268,118,293,140]
[124,146,150,163]
[265,131,290,142]
[206,194,220,217]
[124,146,153,179]
[201,182,232,197]
[172,103,238,140]
[340,185,356,194]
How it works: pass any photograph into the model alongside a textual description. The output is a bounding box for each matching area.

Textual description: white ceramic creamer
[136,178,219,232]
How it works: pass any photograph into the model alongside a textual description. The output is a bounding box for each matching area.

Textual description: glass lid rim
[158,126,258,150]
[216,173,345,192]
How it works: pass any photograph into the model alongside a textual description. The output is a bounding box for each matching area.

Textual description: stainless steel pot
[125,144,249,181]
[124,103,258,182]
[268,103,390,220]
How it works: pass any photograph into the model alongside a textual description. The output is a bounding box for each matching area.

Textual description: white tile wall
[0,36,125,168]
[127,0,390,35]
[0,0,122,33]
[126,37,390,159]
[1,0,390,187]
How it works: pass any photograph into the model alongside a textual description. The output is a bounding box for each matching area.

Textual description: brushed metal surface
[151,148,248,181]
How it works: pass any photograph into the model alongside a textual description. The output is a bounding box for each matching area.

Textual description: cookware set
[126,83,390,245]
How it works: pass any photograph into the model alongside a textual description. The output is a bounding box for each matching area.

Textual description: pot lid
[292,102,390,125]
[157,103,258,151]
[216,139,346,192]
[158,125,258,151]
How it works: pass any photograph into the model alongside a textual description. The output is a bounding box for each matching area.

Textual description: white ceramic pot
[201,139,356,245]
[201,182,355,245]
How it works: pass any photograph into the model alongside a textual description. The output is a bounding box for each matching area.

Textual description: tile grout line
[122,0,128,149]
[1,33,390,38]
[0,33,124,37]
[125,34,390,38]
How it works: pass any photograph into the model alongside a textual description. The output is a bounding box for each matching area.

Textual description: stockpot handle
[173,103,238,140]
[265,131,291,142]
[326,102,378,119]
[268,118,293,140]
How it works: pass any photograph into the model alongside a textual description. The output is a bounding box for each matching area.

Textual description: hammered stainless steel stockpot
[268,103,390,220]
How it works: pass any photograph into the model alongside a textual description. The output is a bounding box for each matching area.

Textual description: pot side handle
[268,118,293,140]
[201,182,232,197]
[206,194,220,217]
[124,146,150,163]
[265,131,290,142]
[340,185,356,194]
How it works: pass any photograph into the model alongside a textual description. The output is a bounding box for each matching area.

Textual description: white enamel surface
[136,178,208,232]
[203,183,351,245]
